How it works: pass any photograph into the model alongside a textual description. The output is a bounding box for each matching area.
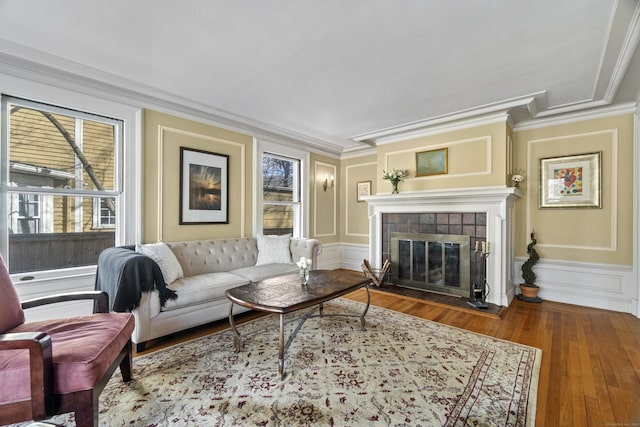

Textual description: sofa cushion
[255,234,292,266]
[136,242,184,284]
[230,264,299,283]
[162,272,250,311]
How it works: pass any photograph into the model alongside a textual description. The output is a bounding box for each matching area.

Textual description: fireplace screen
[391,232,470,297]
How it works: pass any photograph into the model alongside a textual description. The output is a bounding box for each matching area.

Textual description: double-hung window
[257,141,308,238]
[1,96,122,274]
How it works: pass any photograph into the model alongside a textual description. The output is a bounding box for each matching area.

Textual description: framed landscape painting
[416,148,448,177]
[180,147,229,224]
[539,151,601,209]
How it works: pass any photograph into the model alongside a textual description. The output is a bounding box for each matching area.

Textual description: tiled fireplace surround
[364,186,521,307]
[383,211,487,296]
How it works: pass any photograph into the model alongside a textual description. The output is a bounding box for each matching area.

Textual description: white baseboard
[331,243,637,315]
[514,257,635,314]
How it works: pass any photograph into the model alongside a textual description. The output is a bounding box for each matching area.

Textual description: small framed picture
[356,180,372,202]
[539,152,601,209]
[416,148,448,177]
[180,147,229,224]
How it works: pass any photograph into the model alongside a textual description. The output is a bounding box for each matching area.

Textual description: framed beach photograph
[539,151,601,209]
[356,180,371,202]
[180,147,229,224]
[416,148,448,177]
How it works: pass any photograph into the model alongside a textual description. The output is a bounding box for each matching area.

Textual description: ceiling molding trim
[340,146,378,160]
[350,92,546,145]
[372,112,510,146]
[603,0,640,103]
[0,46,345,156]
[514,101,637,131]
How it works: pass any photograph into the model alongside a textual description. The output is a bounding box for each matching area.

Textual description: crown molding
[0,42,346,156]
[349,92,546,145]
[514,101,638,131]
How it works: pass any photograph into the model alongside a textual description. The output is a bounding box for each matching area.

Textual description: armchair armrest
[0,331,53,419]
[21,291,110,313]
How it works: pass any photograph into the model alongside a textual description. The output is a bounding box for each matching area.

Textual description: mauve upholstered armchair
[0,255,134,426]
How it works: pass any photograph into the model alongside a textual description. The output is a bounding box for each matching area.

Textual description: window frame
[0,83,141,283]
[255,139,309,238]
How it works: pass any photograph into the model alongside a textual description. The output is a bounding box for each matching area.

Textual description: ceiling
[0,0,639,155]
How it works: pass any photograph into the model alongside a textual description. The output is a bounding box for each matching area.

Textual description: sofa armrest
[290,238,322,270]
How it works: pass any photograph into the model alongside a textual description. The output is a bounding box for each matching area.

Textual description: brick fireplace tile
[463,213,476,224]
[420,213,436,224]
[437,213,449,224]
[463,225,476,236]
[449,213,462,224]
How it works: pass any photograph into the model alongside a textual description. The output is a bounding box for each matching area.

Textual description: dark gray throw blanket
[95,245,177,312]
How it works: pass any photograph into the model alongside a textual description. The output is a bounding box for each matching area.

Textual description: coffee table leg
[359,284,371,331]
[228,303,242,352]
[278,313,285,379]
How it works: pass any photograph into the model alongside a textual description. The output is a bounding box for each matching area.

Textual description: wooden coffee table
[225,269,372,379]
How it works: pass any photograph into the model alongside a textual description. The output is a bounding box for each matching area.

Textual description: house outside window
[94,197,116,228]
[262,153,300,235]
[256,141,308,238]
[1,96,122,274]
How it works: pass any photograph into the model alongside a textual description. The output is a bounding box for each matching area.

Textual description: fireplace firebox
[391,232,470,297]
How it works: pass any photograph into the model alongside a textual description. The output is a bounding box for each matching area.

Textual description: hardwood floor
[134,289,640,426]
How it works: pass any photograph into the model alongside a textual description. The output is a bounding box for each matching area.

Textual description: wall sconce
[323,174,334,192]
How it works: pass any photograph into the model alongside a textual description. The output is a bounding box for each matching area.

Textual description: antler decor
[361,259,391,287]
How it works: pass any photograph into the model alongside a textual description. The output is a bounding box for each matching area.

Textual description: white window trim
[254,138,309,238]
[0,72,142,283]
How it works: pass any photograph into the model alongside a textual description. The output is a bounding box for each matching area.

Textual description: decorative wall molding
[345,162,376,237]
[514,257,634,314]
[525,129,618,252]
[382,136,493,182]
[313,161,337,237]
[157,126,247,240]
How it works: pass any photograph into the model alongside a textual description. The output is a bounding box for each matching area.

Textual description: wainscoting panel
[340,243,371,272]
[316,243,342,271]
[316,242,369,272]
[514,257,634,313]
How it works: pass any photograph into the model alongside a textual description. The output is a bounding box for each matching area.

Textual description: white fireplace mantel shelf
[361,185,522,208]
[363,185,522,307]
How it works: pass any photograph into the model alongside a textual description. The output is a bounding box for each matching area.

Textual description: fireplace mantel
[363,186,522,307]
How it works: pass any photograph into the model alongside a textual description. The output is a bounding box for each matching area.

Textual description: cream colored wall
[340,154,377,244]
[142,110,254,243]
[375,121,509,193]
[513,114,633,265]
[310,153,339,243]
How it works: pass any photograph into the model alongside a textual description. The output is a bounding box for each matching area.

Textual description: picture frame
[179,147,229,224]
[539,151,601,209]
[356,180,372,202]
[416,148,448,177]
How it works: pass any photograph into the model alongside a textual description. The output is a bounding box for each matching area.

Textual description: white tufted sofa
[131,237,321,351]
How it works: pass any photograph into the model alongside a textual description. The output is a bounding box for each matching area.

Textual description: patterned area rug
[41,299,541,426]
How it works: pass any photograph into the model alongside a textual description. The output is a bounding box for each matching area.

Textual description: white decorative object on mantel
[361,186,522,307]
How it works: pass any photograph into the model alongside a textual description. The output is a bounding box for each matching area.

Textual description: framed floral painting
[539,152,601,209]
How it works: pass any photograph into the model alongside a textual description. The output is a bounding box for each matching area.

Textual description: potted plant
[520,231,541,299]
